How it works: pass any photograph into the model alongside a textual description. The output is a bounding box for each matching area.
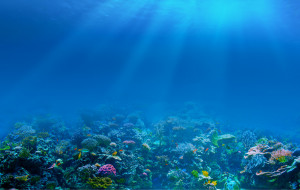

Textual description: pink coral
[270,149,292,163]
[256,165,288,177]
[244,144,272,159]
[98,164,116,176]
[123,140,136,145]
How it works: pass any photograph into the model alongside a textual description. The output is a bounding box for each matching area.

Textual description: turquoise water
[0,1,300,189]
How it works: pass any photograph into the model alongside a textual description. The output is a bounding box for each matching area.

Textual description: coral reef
[0,107,299,189]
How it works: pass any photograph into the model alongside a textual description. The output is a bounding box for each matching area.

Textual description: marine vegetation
[0,106,299,189]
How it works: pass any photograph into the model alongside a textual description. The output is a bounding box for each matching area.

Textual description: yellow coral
[87,177,112,189]
[15,175,29,182]
[202,170,209,177]
[142,143,151,150]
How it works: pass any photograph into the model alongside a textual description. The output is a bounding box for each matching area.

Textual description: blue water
[1,0,300,142]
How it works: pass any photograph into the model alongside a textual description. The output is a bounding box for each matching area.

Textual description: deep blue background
[0,0,300,141]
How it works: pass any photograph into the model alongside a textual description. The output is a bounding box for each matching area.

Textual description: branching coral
[239,130,257,149]
[243,144,272,159]
[256,165,289,177]
[14,125,36,138]
[269,149,292,163]
[77,164,97,181]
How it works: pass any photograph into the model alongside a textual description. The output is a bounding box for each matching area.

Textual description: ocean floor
[0,105,299,189]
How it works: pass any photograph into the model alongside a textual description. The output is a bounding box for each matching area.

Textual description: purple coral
[123,123,134,128]
[123,140,136,145]
[15,125,36,138]
[239,130,257,149]
[98,164,116,176]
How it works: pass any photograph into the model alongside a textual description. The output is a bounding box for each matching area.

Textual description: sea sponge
[81,138,98,151]
[93,135,111,147]
[87,177,112,189]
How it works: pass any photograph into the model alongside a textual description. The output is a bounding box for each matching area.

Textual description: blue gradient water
[0,0,300,141]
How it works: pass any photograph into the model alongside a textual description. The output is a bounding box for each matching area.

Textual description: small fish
[57,163,61,166]
[179,155,184,159]
[81,149,89,153]
[193,149,198,153]
[222,144,225,147]
[74,148,77,151]
[202,170,209,177]
[211,181,217,186]
[165,164,168,166]
[78,152,82,159]
[48,163,56,170]
[87,134,91,137]
[57,139,58,142]
[78,149,82,152]
[112,151,117,156]
[205,148,209,152]
[268,178,277,183]
[119,149,123,152]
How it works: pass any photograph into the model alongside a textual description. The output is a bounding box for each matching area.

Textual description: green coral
[87,177,112,189]
[22,136,37,149]
[277,156,288,163]
[191,170,199,178]
[19,147,31,158]
[211,130,235,147]
[0,146,11,151]
[116,178,126,184]
[30,175,41,185]
[46,181,56,190]
[37,132,49,138]
[256,137,268,145]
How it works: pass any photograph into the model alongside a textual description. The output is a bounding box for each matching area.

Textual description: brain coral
[81,138,98,151]
[93,135,111,147]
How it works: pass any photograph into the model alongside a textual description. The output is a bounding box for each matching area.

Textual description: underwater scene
[0,0,300,189]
